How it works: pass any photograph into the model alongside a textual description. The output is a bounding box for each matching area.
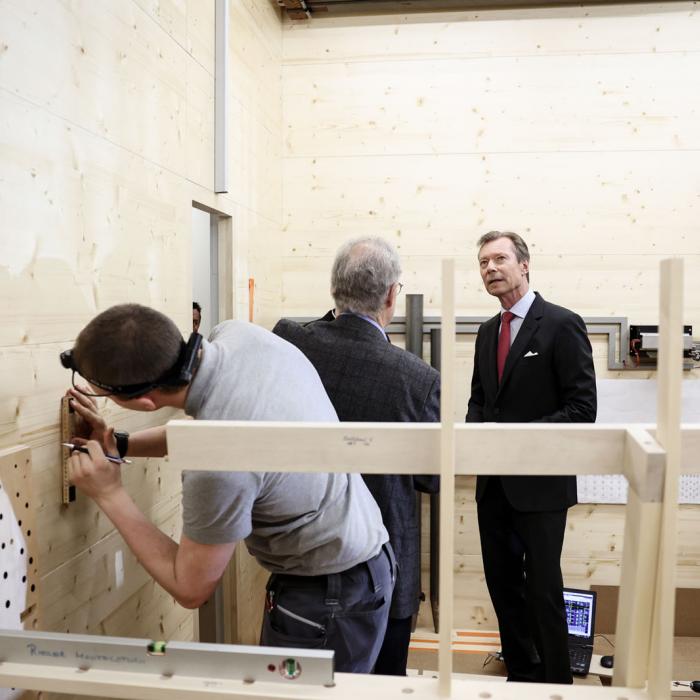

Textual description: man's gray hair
[477,230,530,264]
[331,237,402,316]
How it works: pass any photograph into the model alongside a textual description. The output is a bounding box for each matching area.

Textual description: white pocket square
[523,350,539,358]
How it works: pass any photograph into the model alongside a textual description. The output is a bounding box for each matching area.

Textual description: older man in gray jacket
[274,236,440,675]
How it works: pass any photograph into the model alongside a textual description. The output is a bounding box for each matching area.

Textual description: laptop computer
[563,587,597,676]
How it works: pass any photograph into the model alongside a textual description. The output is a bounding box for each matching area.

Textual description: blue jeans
[260,544,396,673]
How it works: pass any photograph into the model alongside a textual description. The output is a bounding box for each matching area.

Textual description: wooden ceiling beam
[279,0,667,21]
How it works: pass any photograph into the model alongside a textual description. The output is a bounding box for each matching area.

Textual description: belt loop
[366,556,381,594]
[383,542,398,585]
[325,572,342,608]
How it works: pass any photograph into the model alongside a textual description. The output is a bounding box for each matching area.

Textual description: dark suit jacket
[466,292,597,512]
[273,313,440,618]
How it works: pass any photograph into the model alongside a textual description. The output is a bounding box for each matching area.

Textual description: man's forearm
[94,487,183,600]
[128,426,168,458]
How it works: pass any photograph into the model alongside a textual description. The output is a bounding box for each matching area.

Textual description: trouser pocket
[327,594,389,673]
[260,582,328,649]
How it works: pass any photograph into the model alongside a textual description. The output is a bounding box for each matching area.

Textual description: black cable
[594,633,615,649]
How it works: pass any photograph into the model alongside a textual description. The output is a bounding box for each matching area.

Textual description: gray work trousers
[260,543,396,673]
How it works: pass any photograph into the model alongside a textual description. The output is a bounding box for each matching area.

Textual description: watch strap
[114,431,129,459]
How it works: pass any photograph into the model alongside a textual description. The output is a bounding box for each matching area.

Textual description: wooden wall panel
[284,53,700,157]
[186,0,215,74]
[0,1,191,178]
[228,0,284,328]
[0,0,284,665]
[281,3,700,632]
[280,250,700,324]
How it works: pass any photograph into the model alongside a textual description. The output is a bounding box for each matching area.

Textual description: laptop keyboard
[569,646,591,675]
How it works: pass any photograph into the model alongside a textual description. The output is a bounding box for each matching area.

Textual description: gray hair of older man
[331,237,402,316]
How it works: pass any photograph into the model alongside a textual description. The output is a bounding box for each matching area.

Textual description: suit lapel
[497,293,545,396]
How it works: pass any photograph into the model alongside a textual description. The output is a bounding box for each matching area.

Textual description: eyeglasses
[67,369,159,399]
[396,282,404,295]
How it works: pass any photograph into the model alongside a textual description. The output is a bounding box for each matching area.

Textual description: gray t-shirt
[181,320,388,576]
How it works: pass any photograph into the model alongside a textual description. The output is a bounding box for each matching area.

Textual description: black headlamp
[60,333,203,398]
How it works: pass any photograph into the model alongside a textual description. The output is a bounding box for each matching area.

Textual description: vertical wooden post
[614,427,664,687]
[648,258,684,699]
[438,260,455,697]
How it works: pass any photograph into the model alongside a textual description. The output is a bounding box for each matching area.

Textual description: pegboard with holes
[0,446,39,631]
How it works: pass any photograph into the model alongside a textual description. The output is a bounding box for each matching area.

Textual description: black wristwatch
[114,431,129,459]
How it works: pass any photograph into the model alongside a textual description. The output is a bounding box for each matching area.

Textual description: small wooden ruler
[60,396,76,504]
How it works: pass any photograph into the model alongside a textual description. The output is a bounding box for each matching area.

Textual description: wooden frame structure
[0,259,693,699]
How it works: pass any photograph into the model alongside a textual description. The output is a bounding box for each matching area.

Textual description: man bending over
[62,304,394,673]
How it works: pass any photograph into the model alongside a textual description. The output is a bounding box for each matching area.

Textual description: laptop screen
[563,588,596,643]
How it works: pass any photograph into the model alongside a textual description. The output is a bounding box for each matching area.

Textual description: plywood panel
[230,0,283,138]
[35,452,183,575]
[227,547,267,646]
[100,578,194,641]
[0,0,283,661]
[186,56,216,191]
[186,0,215,74]
[0,0,191,177]
[284,53,700,157]
[282,151,700,258]
[279,252,700,327]
[283,2,700,64]
[132,0,188,49]
[0,93,194,348]
[39,495,181,633]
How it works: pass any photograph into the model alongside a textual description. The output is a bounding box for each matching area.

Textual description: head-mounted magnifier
[60,333,203,399]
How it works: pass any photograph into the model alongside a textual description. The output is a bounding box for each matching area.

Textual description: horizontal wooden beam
[166,420,632,475]
[0,660,652,700]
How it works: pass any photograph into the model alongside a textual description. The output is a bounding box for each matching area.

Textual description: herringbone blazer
[273,313,440,618]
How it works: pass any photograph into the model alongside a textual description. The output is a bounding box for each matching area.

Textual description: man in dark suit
[466,231,596,684]
[274,236,440,676]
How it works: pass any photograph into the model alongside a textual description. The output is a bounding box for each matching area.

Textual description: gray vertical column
[405,295,424,359]
[429,328,441,634]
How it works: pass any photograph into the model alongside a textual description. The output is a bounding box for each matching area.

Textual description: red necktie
[497,311,515,383]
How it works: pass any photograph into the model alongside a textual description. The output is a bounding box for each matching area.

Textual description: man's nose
[486,259,497,272]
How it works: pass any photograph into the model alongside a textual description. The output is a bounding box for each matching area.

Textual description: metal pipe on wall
[405,295,424,359]
[429,328,441,634]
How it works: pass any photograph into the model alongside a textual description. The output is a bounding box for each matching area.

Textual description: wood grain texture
[0,0,283,665]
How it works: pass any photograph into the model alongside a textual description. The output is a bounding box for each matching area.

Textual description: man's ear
[521,260,529,277]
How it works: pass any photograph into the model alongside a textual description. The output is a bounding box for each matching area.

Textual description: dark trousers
[372,615,412,676]
[477,477,572,684]
[260,544,396,673]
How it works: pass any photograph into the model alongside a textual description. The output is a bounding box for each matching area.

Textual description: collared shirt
[340,312,388,340]
[500,289,536,347]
